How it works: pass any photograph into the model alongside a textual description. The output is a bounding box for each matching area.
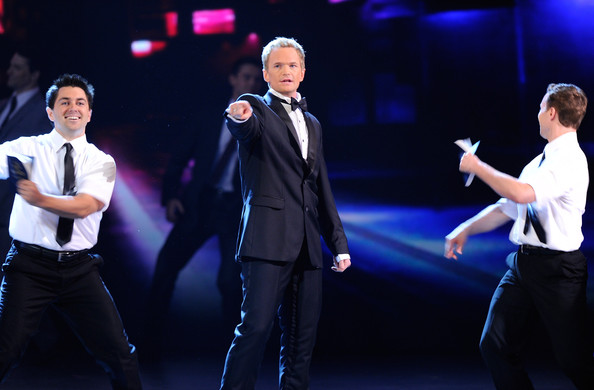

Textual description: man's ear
[46,106,54,122]
[549,106,557,121]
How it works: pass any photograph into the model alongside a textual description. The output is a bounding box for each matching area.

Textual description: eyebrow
[272,61,299,65]
[58,97,87,103]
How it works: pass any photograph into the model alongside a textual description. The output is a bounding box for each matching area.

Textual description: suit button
[305,206,309,212]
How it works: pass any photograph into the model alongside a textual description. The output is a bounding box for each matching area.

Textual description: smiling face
[46,86,92,140]
[263,47,305,98]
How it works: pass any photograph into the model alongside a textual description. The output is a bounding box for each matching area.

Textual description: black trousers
[480,249,594,390]
[145,188,242,346]
[0,244,141,390]
[220,242,322,390]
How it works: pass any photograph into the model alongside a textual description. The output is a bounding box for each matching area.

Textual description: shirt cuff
[335,253,350,262]
[227,113,248,123]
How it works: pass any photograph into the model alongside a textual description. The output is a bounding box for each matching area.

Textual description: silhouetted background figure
[220,37,352,390]
[445,83,594,390]
[143,57,263,360]
[0,47,52,258]
[0,74,141,389]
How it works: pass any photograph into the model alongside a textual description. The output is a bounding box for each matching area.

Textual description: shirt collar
[49,129,88,154]
[543,131,578,156]
[268,88,302,104]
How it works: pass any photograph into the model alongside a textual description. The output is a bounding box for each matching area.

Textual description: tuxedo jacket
[226,92,349,268]
[0,92,52,227]
[161,104,241,222]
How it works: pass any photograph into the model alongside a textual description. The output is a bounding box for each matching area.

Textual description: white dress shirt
[0,129,116,251]
[268,89,309,159]
[498,132,588,251]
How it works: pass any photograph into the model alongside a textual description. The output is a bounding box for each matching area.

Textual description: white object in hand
[454,138,480,187]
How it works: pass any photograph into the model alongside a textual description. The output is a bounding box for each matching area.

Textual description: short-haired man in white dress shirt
[445,83,594,389]
[0,74,142,389]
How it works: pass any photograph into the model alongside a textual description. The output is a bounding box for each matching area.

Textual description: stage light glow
[192,8,235,35]
[109,165,168,276]
[164,11,178,37]
[246,32,260,46]
[361,0,417,20]
[0,0,4,34]
[131,40,167,58]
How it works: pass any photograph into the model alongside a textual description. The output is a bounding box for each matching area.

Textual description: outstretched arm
[444,203,512,260]
[226,100,253,121]
[459,153,535,204]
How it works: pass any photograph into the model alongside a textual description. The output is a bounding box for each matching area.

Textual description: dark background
[2,0,594,372]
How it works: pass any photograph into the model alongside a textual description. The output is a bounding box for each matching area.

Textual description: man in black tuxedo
[0,48,52,257]
[144,57,263,359]
[220,37,351,390]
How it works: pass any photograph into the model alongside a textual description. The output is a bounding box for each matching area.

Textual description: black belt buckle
[57,252,71,262]
[55,250,87,262]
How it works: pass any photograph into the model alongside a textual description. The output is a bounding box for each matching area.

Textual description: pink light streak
[192,8,235,35]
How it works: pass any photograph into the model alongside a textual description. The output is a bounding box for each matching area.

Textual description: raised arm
[459,153,535,204]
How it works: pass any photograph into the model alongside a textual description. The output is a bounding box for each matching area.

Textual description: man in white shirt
[445,83,594,389]
[0,74,141,389]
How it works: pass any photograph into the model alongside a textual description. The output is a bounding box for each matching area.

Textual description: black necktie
[523,152,546,244]
[0,96,17,129]
[284,97,307,112]
[56,143,75,246]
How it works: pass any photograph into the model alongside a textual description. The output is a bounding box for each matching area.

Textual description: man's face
[263,47,305,98]
[47,86,92,137]
[6,53,38,93]
[229,64,262,98]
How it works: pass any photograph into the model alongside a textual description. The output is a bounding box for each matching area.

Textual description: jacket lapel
[264,92,317,172]
[264,92,301,148]
[303,113,317,170]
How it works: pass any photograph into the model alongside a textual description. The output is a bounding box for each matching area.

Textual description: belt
[13,240,90,263]
[519,244,565,256]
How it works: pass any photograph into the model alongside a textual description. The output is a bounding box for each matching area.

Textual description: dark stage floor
[0,352,577,389]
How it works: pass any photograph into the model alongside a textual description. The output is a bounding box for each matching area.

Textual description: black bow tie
[283,97,307,112]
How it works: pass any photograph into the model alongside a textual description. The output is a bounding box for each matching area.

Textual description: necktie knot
[288,97,307,112]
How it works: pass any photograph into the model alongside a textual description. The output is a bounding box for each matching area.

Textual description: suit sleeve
[316,138,350,256]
